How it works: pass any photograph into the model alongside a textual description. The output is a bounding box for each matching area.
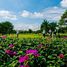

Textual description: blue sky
[0,0,67,30]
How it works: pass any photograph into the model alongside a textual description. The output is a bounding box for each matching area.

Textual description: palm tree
[41,20,49,33]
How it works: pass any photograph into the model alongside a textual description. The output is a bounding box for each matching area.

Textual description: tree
[59,10,67,25]
[49,22,57,32]
[41,20,49,33]
[28,29,33,33]
[0,23,3,33]
[41,20,57,33]
[58,10,67,33]
[0,21,14,34]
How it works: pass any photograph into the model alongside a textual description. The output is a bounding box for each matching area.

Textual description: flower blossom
[19,55,29,63]
[5,49,16,57]
[9,44,14,48]
[59,54,64,58]
[26,49,38,55]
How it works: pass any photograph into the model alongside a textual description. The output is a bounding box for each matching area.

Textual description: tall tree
[49,22,57,32]
[0,21,14,34]
[59,10,67,25]
[41,20,49,33]
[28,29,33,33]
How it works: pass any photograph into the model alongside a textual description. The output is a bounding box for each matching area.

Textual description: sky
[0,0,67,31]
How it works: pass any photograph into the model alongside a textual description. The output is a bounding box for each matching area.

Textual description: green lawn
[8,33,43,39]
[1,33,67,39]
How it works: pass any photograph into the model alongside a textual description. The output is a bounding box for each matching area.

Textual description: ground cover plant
[0,35,67,67]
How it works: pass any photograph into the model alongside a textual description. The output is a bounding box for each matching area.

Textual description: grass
[1,33,67,39]
[8,33,43,39]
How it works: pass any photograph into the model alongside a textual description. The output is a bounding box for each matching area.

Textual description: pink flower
[9,44,14,48]
[20,65,24,67]
[26,49,38,55]
[1,35,6,39]
[63,36,67,39]
[13,51,17,56]
[19,55,29,63]
[34,54,40,58]
[59,54,64,58]
[5,49,16,57]
[5,49,11,54]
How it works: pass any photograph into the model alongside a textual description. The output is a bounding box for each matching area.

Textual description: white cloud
[21,10,43,18]
[60,0,67,8]
[0,7,65,31]
[14,23,40,31]
[0,10,17,20]
[15,6,66,30]
[21,10,30,17]
[21,7,66,21]
[42,7,66,21]
[33,12,43,18]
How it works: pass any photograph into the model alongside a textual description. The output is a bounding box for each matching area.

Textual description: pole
[16,30,19,38]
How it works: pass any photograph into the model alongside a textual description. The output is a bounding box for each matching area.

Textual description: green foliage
[49,22,57,32]
[59,10,67,25]
[41,20,49,32]
[41,20,57,33]
[0,36,67,67]
[0,21,14,34]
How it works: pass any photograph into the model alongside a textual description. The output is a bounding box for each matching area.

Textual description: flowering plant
[0,37,67,67]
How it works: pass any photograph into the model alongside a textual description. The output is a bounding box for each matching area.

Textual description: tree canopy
[0,21,14,34]
[41,20,57,33]
[41,20,49,33]
[59,10,67,25]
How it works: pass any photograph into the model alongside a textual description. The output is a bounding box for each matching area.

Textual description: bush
[0,36,67,67]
